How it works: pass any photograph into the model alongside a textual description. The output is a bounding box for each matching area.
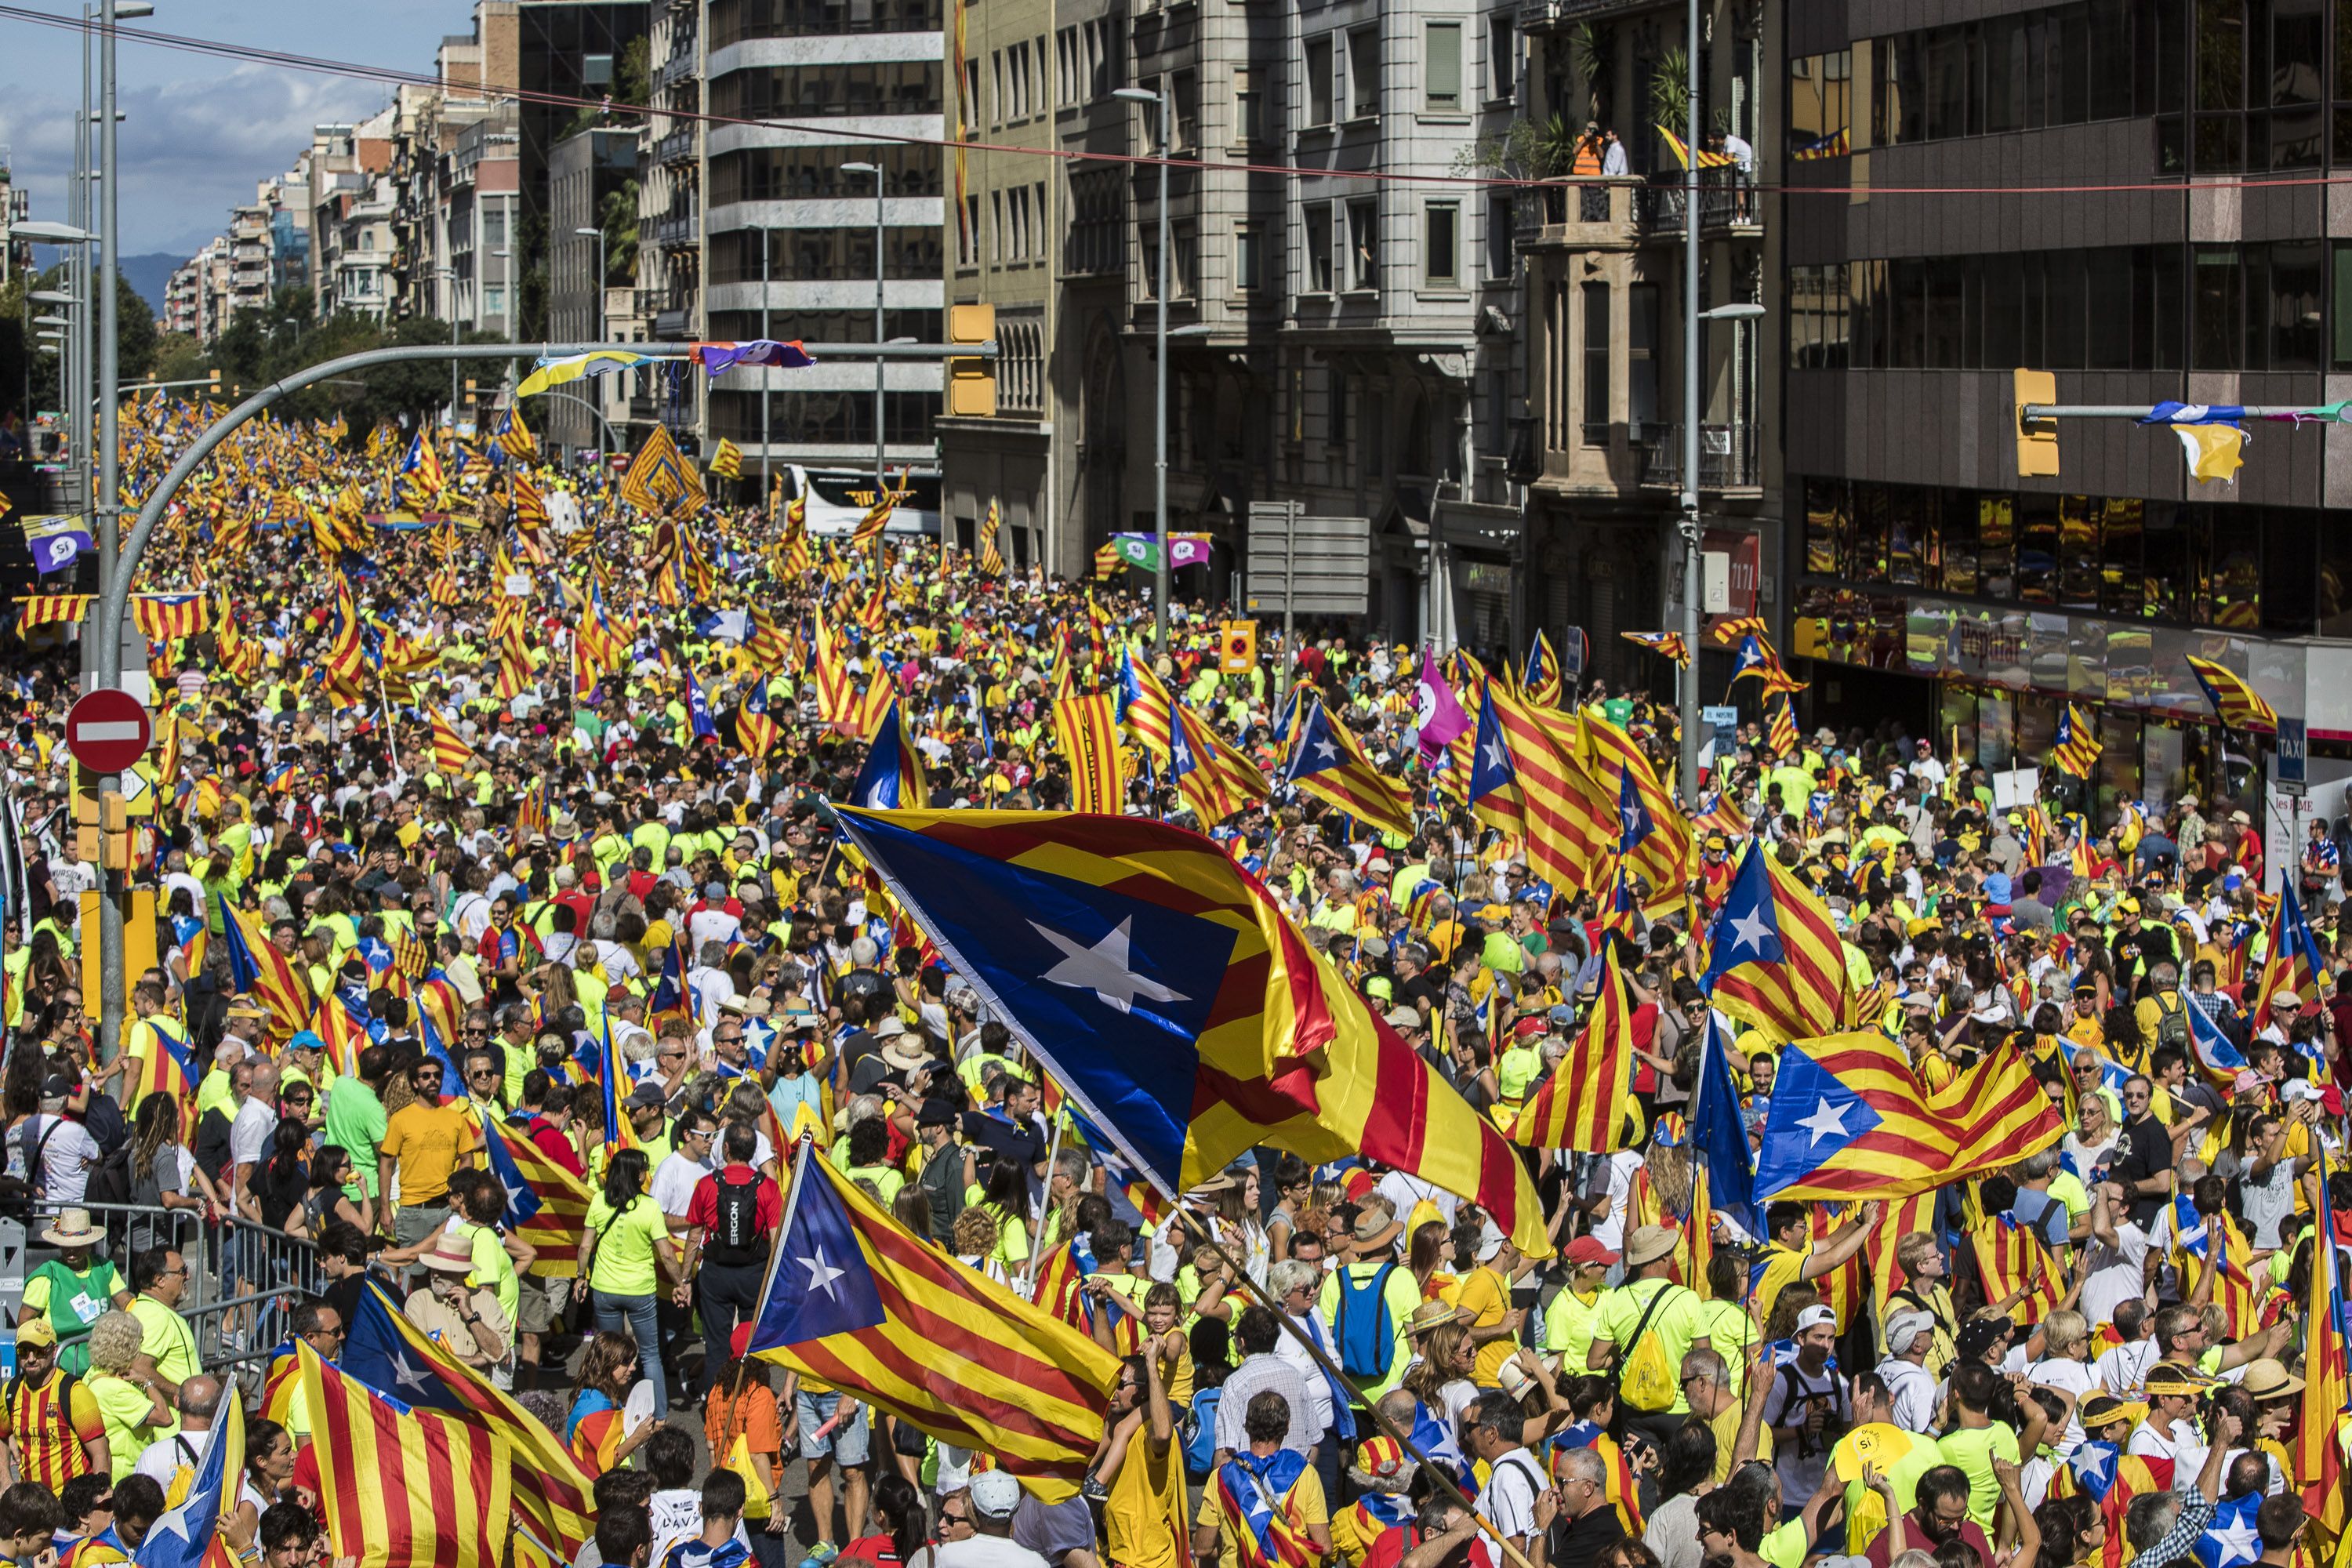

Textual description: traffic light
[72,771,101,864]
[207,368,223,394]
[946,303,997,418]
[100,792,129,871]
[2014,368,2058,477]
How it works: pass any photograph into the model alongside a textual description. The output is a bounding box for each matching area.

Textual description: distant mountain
[120,252,185,321]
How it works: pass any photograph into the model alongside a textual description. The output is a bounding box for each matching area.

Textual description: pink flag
[1415,645,1469,768]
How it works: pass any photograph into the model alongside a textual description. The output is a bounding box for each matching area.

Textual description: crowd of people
[0,396,2346,1568]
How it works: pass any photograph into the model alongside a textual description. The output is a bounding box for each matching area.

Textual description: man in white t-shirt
[135,1374,224,1494]
[2093,1301,2159,1397]
[1462,1392,1555,1560]
[229,1059,279,1219]
[648,1107,716,1228]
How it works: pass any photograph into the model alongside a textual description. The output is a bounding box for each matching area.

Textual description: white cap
[1886,1309,1936,1354]
[1795,1304,1839,1334]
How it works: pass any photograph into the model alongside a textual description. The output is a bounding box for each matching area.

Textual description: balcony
[1513,178,1642,252]
[1640,423,1760,493]
[658,46,699,93]
[655,128,696,166]
[1635,170,1763,238]
[651,211,699,249]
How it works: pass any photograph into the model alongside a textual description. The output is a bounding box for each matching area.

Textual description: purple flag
[1415,645,1470,767]
[697,339,818,375]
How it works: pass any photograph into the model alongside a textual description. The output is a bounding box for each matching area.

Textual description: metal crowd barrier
[21,1199,324,1387]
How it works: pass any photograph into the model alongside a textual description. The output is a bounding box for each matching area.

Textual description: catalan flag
[1729,633,1807,695]
[1512,943,1635,1151]
[851,471,905,550]
[131,593,208,641]
[135,1378,241,1568]
[479,1116,591,1279]
[1214,1447,1323,1568]
[619,423,708,517]
[338,1286,596,1556]
[1463,694,1523,836]
[708,437,743,479]
[1657,125,1737,168]
[2050,702,2102,779]
[2049,1446,2174,1568]
[1700,840,1849,1040]
[2255,880,2327,1030]
[1519,630,1563,706]
[979,498,1007,575]
[1768,696,1800,758]
[1168,700,1268,827]
[1116,646,1176,764]
[494,407,537,461]
[15,593,93,633]
[221,903,312,1043]
[1282,698,1416,840]
[1486,687,1614,895]
[1052,691,1127,815]
[428,712,475,776]
[1751,1031,2063,1201]
[736,677,781,760]
[850,695,931,810]
[747,1138,1123,1500]
[1621,630,1689,665]
[837,807,1555,1257]
[299,1344,511,1568]
[2184,654,2279,733]
[2296,1150,2350,1551]
[1968,1212,2063,1325]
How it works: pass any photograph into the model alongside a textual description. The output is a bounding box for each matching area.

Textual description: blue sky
[0,1,466,259]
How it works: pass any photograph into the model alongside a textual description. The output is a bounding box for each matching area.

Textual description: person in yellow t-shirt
[1453,1221,1527,1388]
[1098,1328,1189,1568]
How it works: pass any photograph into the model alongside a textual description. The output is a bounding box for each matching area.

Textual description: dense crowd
[0,397,2345,1568]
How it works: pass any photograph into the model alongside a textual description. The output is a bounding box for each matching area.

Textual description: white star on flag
[802,1244,847,1300]
[1031,916,1189,1014]
[1796,1096,1850,1146]
[1729,910,1773,953]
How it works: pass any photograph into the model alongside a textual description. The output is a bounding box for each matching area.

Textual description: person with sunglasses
[379,1060,481,1251]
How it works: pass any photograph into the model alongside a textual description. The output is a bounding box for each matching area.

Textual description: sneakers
[804,1544,840,1566]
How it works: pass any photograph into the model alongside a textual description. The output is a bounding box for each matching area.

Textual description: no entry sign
[65,688,152,774]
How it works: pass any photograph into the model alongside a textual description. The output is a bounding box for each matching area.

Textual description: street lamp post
[435,265,459,423]
[1113,85,1171,651]
[760,224,772,494]
[841,162,884,499]
[573,226,607,469]
[25,286,74,456]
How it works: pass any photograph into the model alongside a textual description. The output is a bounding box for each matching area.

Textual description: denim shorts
[794,1388,871,1465]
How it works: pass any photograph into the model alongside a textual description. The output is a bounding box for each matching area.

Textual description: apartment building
[164,253,204,339]
[516,1,652,339]
[938,0,1530,620]
[1510,0,1777,684]
[632,0,706,456]
[703,0,948,477]
[441,107,524,339]
[1779,0,2352,819]
[229,204,273,318]
[549,124,651,453]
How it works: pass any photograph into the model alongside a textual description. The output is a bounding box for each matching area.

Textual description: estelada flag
[746,1138,1121,1501]
[837,807,1555,1258]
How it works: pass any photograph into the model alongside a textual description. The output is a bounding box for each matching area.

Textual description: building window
[1056,28,1078,105]
[1787,48,1850,157]
[485,284,506,316]
[1425,23,1461,111]
[990,191,1005,264]
[1347,198,1377,289]
[1484,196,1513,282]
[1305,202,1334,291]
[1305,36,1335,125]
[1174,70,1200,151]
[1348,27,1380,117]
[1234,67,1261,145]
[1628,281,1661,430]
[1581,281,1609,443]
[1326,362,1348,449]
[1488,13,1515,100]
[1236,224,1261,292]
[1174,223,1197,296]
[1425,202,1458,285]
[958,195,981,266]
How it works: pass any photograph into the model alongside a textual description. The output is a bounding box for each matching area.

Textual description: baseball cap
[16,1318,56,1347]
[626,1082,668,1109]
[968,1470,1023,1520]
[1885,1309,1936,1355]
[1795,1304,1839,1334]
[1473,1218,1508,1264]
[1564,1235,1619,1267]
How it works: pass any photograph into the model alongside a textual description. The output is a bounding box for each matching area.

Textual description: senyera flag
[835,807,1554,1258]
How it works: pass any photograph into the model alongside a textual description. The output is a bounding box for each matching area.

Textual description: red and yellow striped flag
[2298,1157,2350,1548]
[1170,702,1269,827]
[1512,943,1635,1150]
[1487,686,1614,894]
[300,1344,512,1568]
[1967,1212,2063,1325]
[428,712,474,776]
[1052,691,1126,814]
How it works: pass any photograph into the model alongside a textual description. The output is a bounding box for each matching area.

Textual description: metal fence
[21,1199,324,1388]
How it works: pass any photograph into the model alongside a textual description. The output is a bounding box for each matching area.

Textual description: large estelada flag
[1751,1031,2063,1201]
[299,1343,511,1568]
[746,1138,1121,1499]
[836,807,1554,1257]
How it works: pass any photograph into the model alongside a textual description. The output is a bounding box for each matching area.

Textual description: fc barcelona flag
[1052,691,1125,815]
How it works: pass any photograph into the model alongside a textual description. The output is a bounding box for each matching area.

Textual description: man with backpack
[683,1121,782,1401]
[1584,1223,1712,1448]
[1315,1200,1424,1405]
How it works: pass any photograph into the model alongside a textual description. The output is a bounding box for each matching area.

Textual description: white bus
[779,466,942,538]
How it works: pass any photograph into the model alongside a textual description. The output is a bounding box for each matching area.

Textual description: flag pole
[379,673,401,777]
[1023,1107,1071,1297]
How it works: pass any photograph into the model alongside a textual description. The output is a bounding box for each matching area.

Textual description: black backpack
[84,1140,135,1207]
[706,1168,765,1266]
